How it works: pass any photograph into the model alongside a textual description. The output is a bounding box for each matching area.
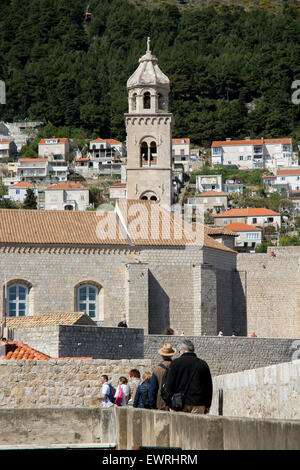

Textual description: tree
[23,188,37,210]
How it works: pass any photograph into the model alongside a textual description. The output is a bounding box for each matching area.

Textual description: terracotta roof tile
[39,138,68,144]
[277,169,300,176]
[215,208,280,217]
[46,183,88,190]
[226,223,262,232]
[172,138,190,144]
[5,313,96,328]
[212,138,292,147]
[0,201,236,253]
[205,226,238,237]
[10,181,36,188]
[0,341,51,360]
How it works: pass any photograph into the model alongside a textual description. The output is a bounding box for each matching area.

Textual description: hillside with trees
[1,0,300,144]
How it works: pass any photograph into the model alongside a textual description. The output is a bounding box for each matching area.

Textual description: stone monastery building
[1,39,298,338]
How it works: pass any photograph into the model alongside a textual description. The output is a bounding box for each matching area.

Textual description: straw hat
[157,343,176,357]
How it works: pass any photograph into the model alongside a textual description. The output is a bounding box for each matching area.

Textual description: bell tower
[125,38,173,209]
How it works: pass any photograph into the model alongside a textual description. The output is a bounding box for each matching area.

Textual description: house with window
[196,174,222,192]
[187,191,228,214]
[225,222,262,252]
[17,158,49,183]
[38,137,70,159]
[211,137,295,170]
[214,207,281,230]
[44,183,90,211]
[8,181,38,204]
[88,138,125,160]
[109,183,127,200]
[172,138,190,162]
[264,169,300,192]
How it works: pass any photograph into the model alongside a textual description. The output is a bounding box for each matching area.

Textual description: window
[16,189,20,194]
[281,177,286,181]
[77,284,98,318]
[143,92,151,109]
[239,156,243,161]
[247,155,252,160]
[252,218,257,223]
[267,217,274,223]
[6,284,28,317]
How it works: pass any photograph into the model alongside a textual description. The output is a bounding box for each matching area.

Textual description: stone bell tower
[125,38,173,209]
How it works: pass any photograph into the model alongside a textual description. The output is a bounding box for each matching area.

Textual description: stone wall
[0,359,152,408]
[13,325,144,359]
[210,359,300,420]
[144,335,298,376]
[1,406,300,450]
[236,249,300,338]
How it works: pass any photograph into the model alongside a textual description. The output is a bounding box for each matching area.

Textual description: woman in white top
[114,376,130,407]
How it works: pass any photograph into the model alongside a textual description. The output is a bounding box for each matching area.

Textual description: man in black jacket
[165,339,213,414]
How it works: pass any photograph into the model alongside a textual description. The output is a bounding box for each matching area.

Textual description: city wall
[1,406,300,450]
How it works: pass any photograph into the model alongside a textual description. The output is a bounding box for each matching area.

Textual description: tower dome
[127,38,170,91]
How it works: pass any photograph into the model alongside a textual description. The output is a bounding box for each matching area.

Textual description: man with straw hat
[150,343,176,410]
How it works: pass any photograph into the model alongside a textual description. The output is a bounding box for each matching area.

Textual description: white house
[196,174,222,192]
[88,138,125,160]
[44,183,90,211]
[17,158,49,182]
[265,168,300,192]
[8,181,38,203]
[225,222,262,252]
[172,138,190,162]
[214,207,281,230]
[211,137,295,170]
[109,183,127,200]
[187,191,228,214]
[38,137,70,159]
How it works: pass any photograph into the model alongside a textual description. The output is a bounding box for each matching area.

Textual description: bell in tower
[125,38,173,209]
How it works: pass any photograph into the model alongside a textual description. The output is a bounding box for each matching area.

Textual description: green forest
[1,0,300,145]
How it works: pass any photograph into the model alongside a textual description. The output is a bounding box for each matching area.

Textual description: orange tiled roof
[0,202,236,253]
[75,158,90,162]
[1,341,51,360]
[0,340,92,360]
[215,208,280,217]
[172,138,190,144]
[110,183,127,188]
[277,169,300,176]
[226,223,262,232]
[46,183,88,190]
[212,138,292,147]
[90,138,122,144]
[10,181,36,188]
[0,139,13,143]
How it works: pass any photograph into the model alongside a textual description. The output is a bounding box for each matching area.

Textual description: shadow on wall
[232,270,247,336]
[148,271,170,334]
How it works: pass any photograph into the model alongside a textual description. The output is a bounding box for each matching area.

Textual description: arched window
[158,93,167,110]
[6,283,28,317]
[143,92,151,109]
[77,284,99,319]
[140,142,148,166]
[150,195,157,201]
[92,144,96,150]
[141,195,148,200]
[150,141,157,165]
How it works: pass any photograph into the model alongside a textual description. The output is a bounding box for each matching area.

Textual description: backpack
[114,386,123,406]
[107,383,116,403]
[159,363,169,404]
[141,387,150,409]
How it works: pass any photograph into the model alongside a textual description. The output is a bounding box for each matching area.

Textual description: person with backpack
[165,340,213,414]
[100,375,115,408]
[133,371,152,409]
[114,376,130,407]
[149,343,176,411]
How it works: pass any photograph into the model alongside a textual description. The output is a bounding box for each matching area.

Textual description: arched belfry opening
[140,138,157,167]
[143,91,151,109]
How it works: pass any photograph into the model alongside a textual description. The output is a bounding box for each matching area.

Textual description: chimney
[226,138,231,141]
[245,137,251,140]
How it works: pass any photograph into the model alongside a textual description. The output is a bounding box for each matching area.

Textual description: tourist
[165,339,213,414]
[128,369,142,406]
[100,375,114,408]
[133,371,152,409]
[150,343,176,410]
[114,376,130,406]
